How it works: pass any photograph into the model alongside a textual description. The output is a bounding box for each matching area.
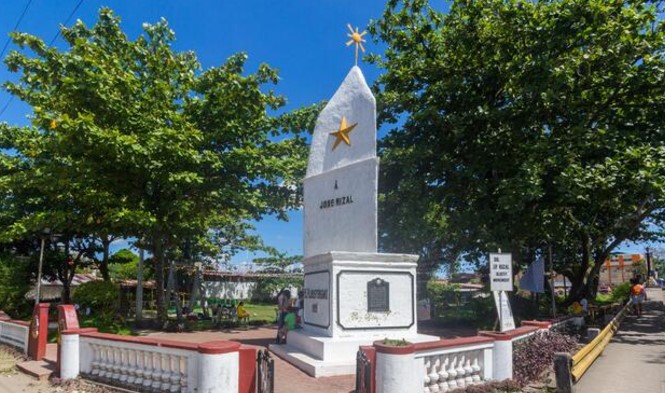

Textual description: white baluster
[151,352,162,390]
[464,357,474,385]
[126,349,136,384]
[438,356,449,392]
[98,346,109,379]
[143,351,154,389]
[160,353,172,391]
[134,350,144,385]
[447,357,457,389]
[119,348,129,383]
[112,347,122,380]
[90,344,100,376]
[472,355,482,383]
[428,356,440,392]
[179,355,188,393]
[423,357,430,392]
[169,354,180,393]
[455,355,466,388]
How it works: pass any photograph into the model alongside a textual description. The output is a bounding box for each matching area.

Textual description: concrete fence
[415,336,494,392]
[60,328,257,393]
[358,318,576,393]
[0,319,30,354]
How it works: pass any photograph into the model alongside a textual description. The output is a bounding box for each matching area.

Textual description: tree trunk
[187,266,202,311]
[562,234,592,306]
[584,250,610,300]
[166,260,182,321]
[99,237,111,281]
[153,233,167,322]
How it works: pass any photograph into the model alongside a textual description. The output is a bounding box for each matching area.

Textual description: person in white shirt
[276,289,291,344]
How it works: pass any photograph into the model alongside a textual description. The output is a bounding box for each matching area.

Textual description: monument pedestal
[270,252,437,377]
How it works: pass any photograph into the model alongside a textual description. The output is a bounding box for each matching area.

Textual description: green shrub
[72,280,120,315]
[0,254,32,318]
[611,282,631,303]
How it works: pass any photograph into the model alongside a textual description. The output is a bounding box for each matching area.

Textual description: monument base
[270,252,438,377]
[270,330,438,377]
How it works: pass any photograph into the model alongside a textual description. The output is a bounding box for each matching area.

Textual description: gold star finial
[346,24,367,66]
[330,116,358,151]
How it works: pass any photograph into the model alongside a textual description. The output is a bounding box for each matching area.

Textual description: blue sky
[0,1,653,268]
[0,0,395,265]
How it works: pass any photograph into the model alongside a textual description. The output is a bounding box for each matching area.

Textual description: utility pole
[35,228,51,305]
[646,247,652,279]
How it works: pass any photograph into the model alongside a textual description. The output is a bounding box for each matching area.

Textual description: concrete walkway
[575,287,665,393]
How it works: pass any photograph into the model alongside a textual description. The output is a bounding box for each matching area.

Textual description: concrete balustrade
[0,319,30,354]
[414,336,493,393]
[80,333,199,392]
[56,330,256,393]
[364,321,557,392]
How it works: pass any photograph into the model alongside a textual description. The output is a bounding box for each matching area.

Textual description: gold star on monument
[346,24,367,66]
[330,116,357,151]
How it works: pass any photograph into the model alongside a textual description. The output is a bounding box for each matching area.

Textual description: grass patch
[169,303,277,323]
[79,314,134,336]
[243,303,277,322]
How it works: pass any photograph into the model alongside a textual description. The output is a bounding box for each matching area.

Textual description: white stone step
[269,343,356,377]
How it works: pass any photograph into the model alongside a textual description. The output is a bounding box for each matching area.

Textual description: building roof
[25,274,100,301]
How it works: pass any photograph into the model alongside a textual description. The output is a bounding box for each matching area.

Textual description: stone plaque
[367,278,389,312]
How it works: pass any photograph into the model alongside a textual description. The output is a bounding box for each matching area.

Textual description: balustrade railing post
[374,341,419,393]
[59,330,80,380]
[198,341,241,393]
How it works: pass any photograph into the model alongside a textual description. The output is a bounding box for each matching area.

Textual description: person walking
[276,288,291,344]
[630,278,647,317]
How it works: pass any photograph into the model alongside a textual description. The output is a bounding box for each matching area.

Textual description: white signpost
[490,253,513,291]
[490,252,515,332]
[493,291,516,331]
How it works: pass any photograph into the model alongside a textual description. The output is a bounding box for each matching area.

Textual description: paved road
[575,287,665,393]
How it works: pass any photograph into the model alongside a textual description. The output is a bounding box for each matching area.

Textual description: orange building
[598,253,643,288]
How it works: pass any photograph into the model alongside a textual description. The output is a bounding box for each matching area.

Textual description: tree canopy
[370,0,665,301]
[0,9,317,317]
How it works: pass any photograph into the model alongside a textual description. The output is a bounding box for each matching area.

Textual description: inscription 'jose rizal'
[319,195,354,209]
[367,278,390,312]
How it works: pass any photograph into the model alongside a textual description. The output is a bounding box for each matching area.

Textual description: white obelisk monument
[270,33,436,376]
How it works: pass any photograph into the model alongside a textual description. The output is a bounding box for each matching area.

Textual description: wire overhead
[0,0,33,60]
[0,0,86,118]
[49,0,85,46]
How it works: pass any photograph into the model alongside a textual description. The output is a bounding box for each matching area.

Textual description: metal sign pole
[550,244,556,318]
[498,291,503,331]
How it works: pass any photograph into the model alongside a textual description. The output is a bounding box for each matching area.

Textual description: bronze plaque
[367,278,390,312]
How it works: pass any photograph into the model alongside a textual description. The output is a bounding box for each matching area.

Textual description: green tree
[0,254,32,318]
[1,9,316,319]
[370,0,665,303]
